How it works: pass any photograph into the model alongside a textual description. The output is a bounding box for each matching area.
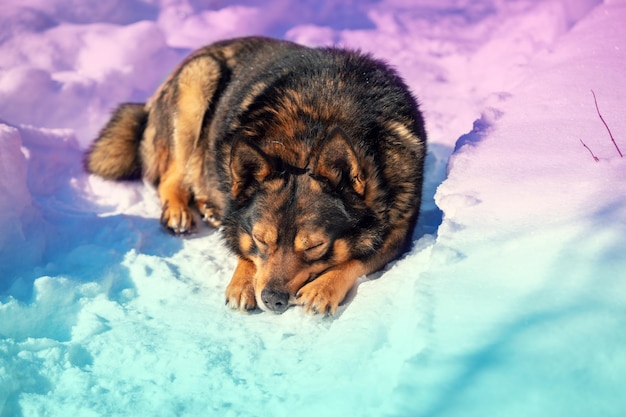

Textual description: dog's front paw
[160,200,196,234]
[225,258,258,312]
[225,279,257,312]
[296,278,343,316]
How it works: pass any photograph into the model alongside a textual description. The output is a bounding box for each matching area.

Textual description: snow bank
[0,125,30,249]
[0,14,180,143]
[390,2,626,415]
[0,124,44,293]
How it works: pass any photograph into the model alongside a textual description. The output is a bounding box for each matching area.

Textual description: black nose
[261,288,290,314]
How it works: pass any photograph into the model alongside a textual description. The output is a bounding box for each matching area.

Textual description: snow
[1,0,625,416]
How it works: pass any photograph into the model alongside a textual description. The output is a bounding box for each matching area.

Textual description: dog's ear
[230,138,273,198]
[311,127,365,196]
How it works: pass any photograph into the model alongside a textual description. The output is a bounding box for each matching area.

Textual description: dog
[85,36,427,315]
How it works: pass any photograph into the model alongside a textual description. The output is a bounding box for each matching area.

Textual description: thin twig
[591,89,623,158]
[580,139,599,162]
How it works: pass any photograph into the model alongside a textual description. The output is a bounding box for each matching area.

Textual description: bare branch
[580,139,599,162]
[591,89,623,158]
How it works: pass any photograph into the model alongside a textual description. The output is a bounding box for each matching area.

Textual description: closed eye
[302,241,328,261]
[253,233,268,247]
[304,242,324,252]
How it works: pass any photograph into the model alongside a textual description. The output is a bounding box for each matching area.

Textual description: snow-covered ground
[1,0,625,416]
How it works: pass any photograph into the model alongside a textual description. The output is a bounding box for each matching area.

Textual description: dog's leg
[157,55,222,233]
[225,257,258,311]
[296,260,368,315]
[158,161,195,234]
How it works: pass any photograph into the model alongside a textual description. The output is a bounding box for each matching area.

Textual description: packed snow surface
[1,0,625,416]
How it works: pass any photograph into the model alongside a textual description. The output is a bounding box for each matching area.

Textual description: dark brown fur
[85,36,427,315]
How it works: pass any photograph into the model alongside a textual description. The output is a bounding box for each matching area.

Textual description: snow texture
[1,0,625,416]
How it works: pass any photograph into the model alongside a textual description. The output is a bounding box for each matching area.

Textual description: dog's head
[224,128,381,313]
